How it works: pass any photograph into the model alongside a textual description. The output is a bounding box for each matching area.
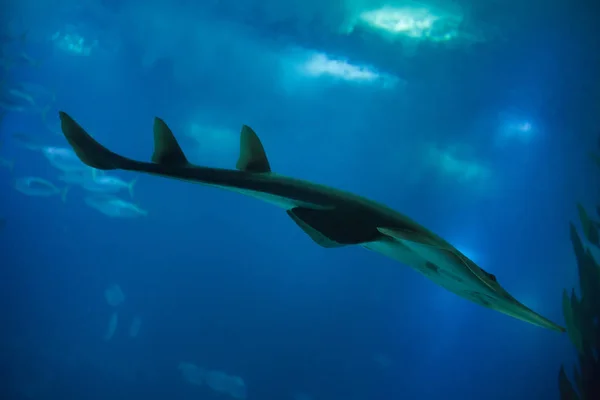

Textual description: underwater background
[1,0,599,399]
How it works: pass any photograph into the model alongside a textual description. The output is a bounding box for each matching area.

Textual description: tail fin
[59,111,133,170]
[128,178,137,198]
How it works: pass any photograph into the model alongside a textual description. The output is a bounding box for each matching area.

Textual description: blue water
[1,1,597,399]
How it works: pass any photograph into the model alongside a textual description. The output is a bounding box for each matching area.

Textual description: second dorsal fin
[151,117,189,166]
[235,125,271,173]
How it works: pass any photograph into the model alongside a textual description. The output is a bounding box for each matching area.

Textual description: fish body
[85,194,147,218]
[12,132,48,151]
[58,111,565,332]
[58,168,94,185]
[42,146,87,172]
[15,176,68,201]
[0,157,13,172]
[83,171,136,197]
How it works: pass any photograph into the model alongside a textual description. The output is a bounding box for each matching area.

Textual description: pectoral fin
[287,207,382,248]
[286,209,344,248]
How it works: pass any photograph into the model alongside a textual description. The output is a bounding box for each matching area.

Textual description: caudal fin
[58,111,133,170]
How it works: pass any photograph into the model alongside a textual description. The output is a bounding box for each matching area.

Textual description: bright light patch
[182,121,239,168]
[517,121,532,133]
[299,52,398,88]
[433,149,491,183]
[185,123,237,151]
[456,246,478,264]
[304,53,377,81]
[497,115,537,146]
[51,27,97,56]
[359,6,461,42]
[360,7,437,38]
[425,144,493,193]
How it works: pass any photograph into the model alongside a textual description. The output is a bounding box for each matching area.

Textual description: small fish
[129,315,142,338]
[0,157,14,172]
[0,101,25,112]
[15,176,69,201]
[85,195,147,218]
[17,52,41,68]
[0,82,55,114]
[8,89,35,106]
[12,132,47,151]
[42,111,63,136]
[205,370,246,399]
[104,312,118,341]
[19,82,56,105]
[104,283,125,306]
[178,363,205,386]
[83,170,137,197]
[57,168,95,185]
[42,146,87,172]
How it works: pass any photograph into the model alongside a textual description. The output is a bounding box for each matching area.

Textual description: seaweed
[559,147,600,400]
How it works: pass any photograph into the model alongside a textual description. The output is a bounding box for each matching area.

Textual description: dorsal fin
[235,125,271,173]
[151,117,189,166]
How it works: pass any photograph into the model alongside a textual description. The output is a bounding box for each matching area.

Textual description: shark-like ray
[58,111,565,332]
